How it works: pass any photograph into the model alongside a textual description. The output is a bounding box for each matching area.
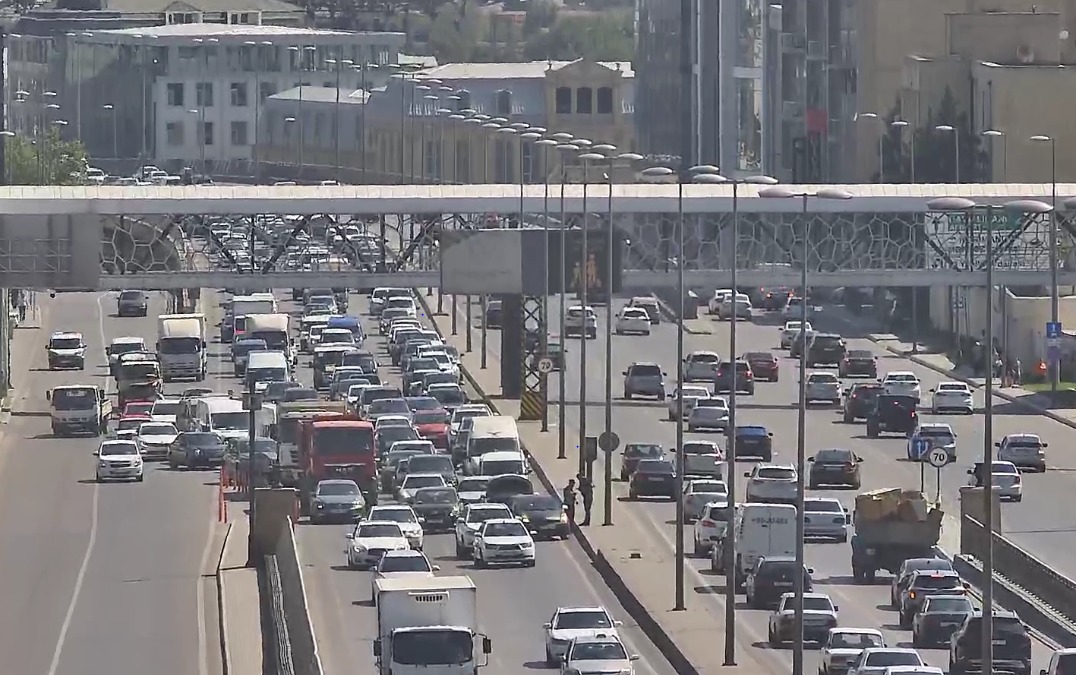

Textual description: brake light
[701,519,717,527]
[908,591,917,599]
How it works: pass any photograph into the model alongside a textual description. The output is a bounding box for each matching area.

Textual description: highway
[0,291,224,675]
[462,295,1065,673]
[292,293,678,675]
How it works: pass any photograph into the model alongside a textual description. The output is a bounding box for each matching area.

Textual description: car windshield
[813,336,843,348]
[758,467,795,480]
[408,456,452,473]
[912,574,961,589]
[315,426,375,455]
[695,399,726,409]
[815,449,853,462]
[738,426,769,437]
[864,652,922,667]
[430,388,466,404]
[52,387,97,410]
[102,443,138,456]
[484,522,527,537]
[926,597,972,613]
[381,555,431,573]
[625,444,663,458]
[118,418,144,431]
[414,487,457,504]
[284,389,319,401]
[804,500,842,513]
[317,482,359,496]
[847,350,873,359]
[887,374,918,383]
[683,442,717,454]
[370,399,411,415]
[829,633,884,649]
[554,610,613,629]
[152,401,180,416]
[745,352,774,362]
[140,423,177,436]
[121,363,158,379]
[50,338,82,349]
[630,364,661,376]
[512,495,561,510]
[572,642,627,661]
[111,342,144,355]
[638,460,674,474]
[457,477,490,492]
[211,412,248,431]
[234,341,267,355]
[467,507,509,523]
[691,481,727,493]
[183,432,223,448]
[413,411,450,425]
[808,373,839,383]
[802,597,834,611]
[357,524,402,538]
[1007,437,1042,448]
[372,509,416,523]
[691,353,720,363]
[404,475,445,489]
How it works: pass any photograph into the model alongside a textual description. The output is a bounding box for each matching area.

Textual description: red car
[743,351,779,382]
[413,408,451,450]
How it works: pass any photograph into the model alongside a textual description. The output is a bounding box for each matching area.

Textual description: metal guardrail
[263,555,295,675]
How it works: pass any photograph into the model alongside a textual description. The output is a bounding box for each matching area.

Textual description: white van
[465,415,520,462]
[474,449,529,477]
[735,503,797,583]
[246,350,290,393]
[193,396,249,442]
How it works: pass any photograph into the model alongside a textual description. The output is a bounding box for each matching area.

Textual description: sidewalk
[218,514,263,675]
[4,299,48,415]
[419,292,769,675]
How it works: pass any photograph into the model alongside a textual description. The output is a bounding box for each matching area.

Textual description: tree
[6,130,88,186]
[878,86,986,183]
[522,13,633,61]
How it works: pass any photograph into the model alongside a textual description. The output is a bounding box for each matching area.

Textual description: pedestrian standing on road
[562,479,577,525]
[16,294,26,323]
[577,472,594,526]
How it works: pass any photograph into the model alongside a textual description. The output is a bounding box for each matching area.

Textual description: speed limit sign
[927,447,949,468]
[537,357,554,374]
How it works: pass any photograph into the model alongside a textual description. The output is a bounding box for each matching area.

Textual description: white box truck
[156,314,207,381]
[373,576,491,675]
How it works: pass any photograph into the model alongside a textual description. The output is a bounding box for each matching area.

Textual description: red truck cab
[299,417,377,507]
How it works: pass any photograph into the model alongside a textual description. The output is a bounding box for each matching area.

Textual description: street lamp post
[324,56,354,182]
[1030,135,1060,394]
[554,137,580,460]
[890,120,913,182]
[982,130,1006,182]
[935,124,960,182]
[855,112,884,182]
[536,136,559,434]
[758,185,854,675]
[577,150,605,482]
[102,104,118,159]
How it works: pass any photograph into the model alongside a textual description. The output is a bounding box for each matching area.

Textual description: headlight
[519,514,530,522]
[559,513,568,522]
[315,501,325,509]
[352,543,366,552]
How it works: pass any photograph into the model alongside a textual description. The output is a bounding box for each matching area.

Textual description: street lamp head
[574,139,593,148]
[693,173,728,184]
[51,120,68,126]
[284,116,297,123]
[817,187,854,200]
[482,122,500,130]
[935,124,955,132]
[690,164,721,175]
[552,132,573,141]
[491,117,509,124]
[617,152,644,162]
[891,120,909,128]
[759,186,851,200]
[46,103,60,110]
[423,94,438,101]
[0,131,15,137]
[1004,199,1053,214]
[982,129,1005,137]
[43,91,58,97]
[742,174,779,185]
[475,114,491,121]
[529,127,548,134]
[102,104,114,110]
[510,122,529,131]
[641,166,675,178]
[535,139,559,147]
[464,118,481,125]
[1029,134,1054,143]
[416,85,431,92]
[521,132,542,140]
[556,143,581,152]
[578,152,606,162]
[448,114,465,121]
[926,197,976,211]
[497,127,516,134]
[592,143,617,154]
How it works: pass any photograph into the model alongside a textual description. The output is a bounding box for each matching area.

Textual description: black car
[843,383,883,422]
[283,388,319,402]
[866,395,918,437]
[806,333,846,366]
[263,380,302,403]
[170,431,226,469]
[714,361,755,395]
[730,426,773,460]
[619,443,664,480]
[949,611,1031,675]
[912,595,974,647]
[628,458,676,499]
[808,448,862,489]
[745,556,814,609]
[116,290,148,317]
[411,486,459,532]
[485,300,503,329]
[839,349,878,378]
[509,493,569,540]
[757,287,793,310]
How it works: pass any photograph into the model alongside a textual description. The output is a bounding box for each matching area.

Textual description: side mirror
[855,456,863,462]
[431,564,440,571]
[966,469,974,475]
[614,620,624,626]
[1043,443,1050,448]
[622,371,628,376]
[807,457,815,462]
[482,636,492,654]
[345,533,353,539]
[743,471,751,478]
[45,391,51,401]
[833,605,839,611]
[630,655,641,661]
[807,566,815,574]
[92,450,99,456]
[372,639,381,657]
[994,442,1000,447]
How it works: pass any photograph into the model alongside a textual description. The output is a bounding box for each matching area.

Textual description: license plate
[646,476,665,481]
[992,639,1007,646]
[775,582,792,587]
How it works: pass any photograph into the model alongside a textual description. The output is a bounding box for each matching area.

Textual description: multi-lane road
[293,292,678,675]
[461,294,1072,673]
[0,291,225,675]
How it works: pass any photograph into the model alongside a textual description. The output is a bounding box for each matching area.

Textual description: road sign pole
[919,461,925,492]
[936,466,943,503]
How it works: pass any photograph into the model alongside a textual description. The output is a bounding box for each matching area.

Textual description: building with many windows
[10,22,405,173]
[257,58,635,184]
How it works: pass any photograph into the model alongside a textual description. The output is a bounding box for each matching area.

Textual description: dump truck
[850,487,943,583]
[271,400,348,486]
[298,416,378,512]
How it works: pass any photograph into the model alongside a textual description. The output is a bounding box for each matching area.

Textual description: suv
[745,556,814,608]
[564,305,597,339]
[46,331,87,370]
[898,570,965,626]
[484,300,503,329]
[807,333,846,366]
[731,425,773,460]
[843,383,883,422]
[619,443,664,480]
[628,458,676,499]
[623,362,665,399]
[866,394,918,438]
[715,361,755,394]
[839,349,878,378]
[949,611,1031,675]
[116,290,148,317]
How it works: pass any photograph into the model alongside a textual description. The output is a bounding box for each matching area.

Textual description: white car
[454,502,513,557]
[692,501,731,555]
[543,606,623,665]
[819,628,886,675]
[717,294,752,320]
[996,433,1048,472]
[768,592,839,646]
[614,307,651,335]
[396,472,447,503]
[708,289,734,314]
[564,305,598,339]
[473,518,535,568]
[450,404,493,437]
[107,336,147,372]
[781,320,813,348]
[136,421,179,459]
[682,350,722,382]
[846,648,926,675]
[907,423,956,462]
[805,371,842,404]
[975,460,1023,501]
[745,463,798,503]
[375,415,414,431]
[882,372,922,400]
[782,296,809,319]
[366,505,425,550]
[560,634,638,674]
[666,386,711,421]
[687,397,730,431]
[370,549,439,604]
[345,520,410,569]
[95,439,144,482]
[683,479,728,521]
[150,398,180,424]
[930,382,973,414]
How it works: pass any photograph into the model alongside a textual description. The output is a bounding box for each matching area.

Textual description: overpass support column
[0,289,8,398]
[499,295,545,419]
[501,295,523,398]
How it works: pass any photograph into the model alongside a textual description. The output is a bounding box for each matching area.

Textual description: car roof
[556,605,610,614]
[318,479,358,486]
[382,548,424,558]
[50,331,83,339]
[358,520,404,530]
[483,517,522,525]
[100,439,137,448]
[112,336,145,344]
[370,505,415,513]
[917,423,952,430]
[759,555,798,564]
[910,569,960,578]
[570,634,624,645]
[885,371,917,377]
[831,627,884,635]
[757,463,796,470]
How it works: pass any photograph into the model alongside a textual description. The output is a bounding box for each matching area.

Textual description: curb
[217,521,235,675]
[415,292,700,675]
[867,336,1076,432]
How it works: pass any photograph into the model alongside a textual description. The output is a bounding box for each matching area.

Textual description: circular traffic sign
[537,357,554,374]
[927,447,949,468]
[597,431,621,452]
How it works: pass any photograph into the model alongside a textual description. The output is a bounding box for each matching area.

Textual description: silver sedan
[683,479,729,521]
[805,372,841,405]
[803,497,849,542]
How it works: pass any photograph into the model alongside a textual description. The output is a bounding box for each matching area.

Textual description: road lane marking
[45,294,109,675]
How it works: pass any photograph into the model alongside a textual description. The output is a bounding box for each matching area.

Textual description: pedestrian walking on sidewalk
[562,479,577,525]
[577,472,594,526]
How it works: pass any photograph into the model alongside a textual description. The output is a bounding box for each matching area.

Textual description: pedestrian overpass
[1,182,1074,290]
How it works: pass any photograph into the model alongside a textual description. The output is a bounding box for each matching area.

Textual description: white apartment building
[72,23,405,170]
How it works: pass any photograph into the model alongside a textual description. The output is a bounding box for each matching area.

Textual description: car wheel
[95,473,103,482]
[474,553,485,569]
[624,391,632,400]
[136,474,144,482]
